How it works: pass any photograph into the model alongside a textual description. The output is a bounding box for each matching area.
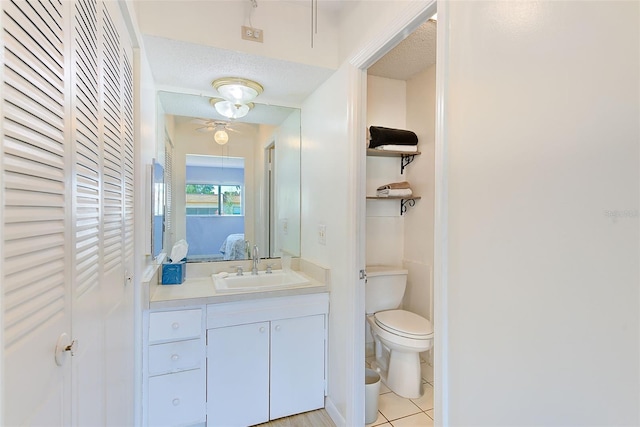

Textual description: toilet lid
[374,310,433,339]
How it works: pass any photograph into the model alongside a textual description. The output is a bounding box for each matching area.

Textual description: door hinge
[359,269,367,280]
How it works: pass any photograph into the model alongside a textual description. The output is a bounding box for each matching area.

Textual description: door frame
[347,1,448,424]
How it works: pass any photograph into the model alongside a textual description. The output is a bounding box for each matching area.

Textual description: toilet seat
[374,310,433,340]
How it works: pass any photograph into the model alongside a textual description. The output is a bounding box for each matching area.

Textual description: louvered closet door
[70,0,134,425]
[99,1,134,424]
[1,0,72,425]
[70,0,105,423]
[2,0,135,424]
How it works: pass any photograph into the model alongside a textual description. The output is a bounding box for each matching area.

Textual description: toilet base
[386,349,423,399]
[370,349,423,399]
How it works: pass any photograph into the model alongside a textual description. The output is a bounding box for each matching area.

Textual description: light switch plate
[318,224,326,245]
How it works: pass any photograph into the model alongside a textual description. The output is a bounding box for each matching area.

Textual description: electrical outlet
[241,26,264,43]
[318,224,326,245]
[282,218,288,235]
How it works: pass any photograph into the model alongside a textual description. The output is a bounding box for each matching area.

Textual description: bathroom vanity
[142,260,330,427]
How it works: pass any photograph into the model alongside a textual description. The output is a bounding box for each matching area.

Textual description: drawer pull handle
[172,398,180,406]
[171,354,179,361]
[171,322,180,330]
[275,325,281,331]
[259,327,265,333]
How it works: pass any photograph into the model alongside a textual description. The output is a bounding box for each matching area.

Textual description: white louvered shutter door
[70,0,134,424]
[101,1,134,423]
[1,0,72,424]
[164,138,173,248]
[2,0,135,424]
[70,0,106,423]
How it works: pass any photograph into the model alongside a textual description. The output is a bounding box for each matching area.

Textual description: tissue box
[162,261,186,285]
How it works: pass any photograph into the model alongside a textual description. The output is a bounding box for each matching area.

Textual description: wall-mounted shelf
[367,148,421,174]
[366,196,421,215]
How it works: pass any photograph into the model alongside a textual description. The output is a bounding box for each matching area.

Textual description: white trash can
[365,368,381,424]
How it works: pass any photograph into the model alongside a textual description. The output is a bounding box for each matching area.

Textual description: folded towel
[376,188,413,198]
[372,144,418,153]
[377,181,411,191]
[369,126,418,148]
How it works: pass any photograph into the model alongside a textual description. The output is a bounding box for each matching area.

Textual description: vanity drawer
[148,369,206,427]
[149,339,203,376]
[149,309,202,344]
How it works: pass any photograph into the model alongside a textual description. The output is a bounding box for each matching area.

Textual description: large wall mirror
[158,91,301,262]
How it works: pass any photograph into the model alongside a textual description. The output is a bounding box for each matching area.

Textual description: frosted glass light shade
[214,100,250,119]
[212,77,263,104]
[214,129,229,145]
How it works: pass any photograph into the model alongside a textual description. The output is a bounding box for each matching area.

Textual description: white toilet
[366,265,433,399]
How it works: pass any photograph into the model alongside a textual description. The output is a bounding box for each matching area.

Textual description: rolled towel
[369,126,418,148]
[377,181,411,191]
[372,144,418,153]
[376,188,413,198]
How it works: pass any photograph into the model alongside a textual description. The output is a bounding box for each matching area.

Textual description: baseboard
[325,396,346,427]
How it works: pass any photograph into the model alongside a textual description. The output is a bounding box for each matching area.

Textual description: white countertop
[150,274,327,309]
[147,259,330,310]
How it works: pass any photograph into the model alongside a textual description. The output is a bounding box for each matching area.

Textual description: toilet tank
[365,265,408,314]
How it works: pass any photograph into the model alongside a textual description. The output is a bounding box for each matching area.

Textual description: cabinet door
[207,322,270,427]
[270,315,326,419]
[148,369,206,427]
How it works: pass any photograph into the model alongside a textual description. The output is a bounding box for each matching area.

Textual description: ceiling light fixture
[211,77,263,119]
[210,98,254,119]
[214,128,229,145]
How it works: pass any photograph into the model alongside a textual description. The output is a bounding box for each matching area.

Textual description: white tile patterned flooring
[365,356,434,427]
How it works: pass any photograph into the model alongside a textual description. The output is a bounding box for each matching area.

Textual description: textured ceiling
[143,35,335,122]
[158,92,297,126]
[145,13,435,126]
[368,19,437,81]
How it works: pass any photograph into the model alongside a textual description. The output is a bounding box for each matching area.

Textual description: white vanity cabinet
[206,293,329,427]
[145,308,206,427]
[269,314,326,419]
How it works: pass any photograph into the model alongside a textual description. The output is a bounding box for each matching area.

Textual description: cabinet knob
[171,354,179,361]
[259,327,265,333]
[275,325,281,331]
[172,398,180,406]
[171,322,180,330]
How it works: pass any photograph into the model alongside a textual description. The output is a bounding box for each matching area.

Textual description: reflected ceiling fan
[193,120,239,145]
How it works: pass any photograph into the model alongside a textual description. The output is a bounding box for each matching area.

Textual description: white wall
[338,1,426,63]
[404,65,436,322]
[366,76,406,267]
[443,1,639,425]
[301,64,355,425]
[274,109,301,257]
[134,0,339,70]
[253,112,301,259]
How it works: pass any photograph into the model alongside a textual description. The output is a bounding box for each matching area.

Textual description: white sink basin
[212,269,311,293]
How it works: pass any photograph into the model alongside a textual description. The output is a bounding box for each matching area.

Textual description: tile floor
[365,356,434,427]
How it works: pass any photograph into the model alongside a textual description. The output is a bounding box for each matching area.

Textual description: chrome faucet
[251,244,260,275]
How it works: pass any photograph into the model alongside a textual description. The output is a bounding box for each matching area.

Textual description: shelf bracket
[400,198,417,215]
[400,154,416,174]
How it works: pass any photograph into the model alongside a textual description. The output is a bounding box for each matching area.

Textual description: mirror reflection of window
[185,155,246,261]
[185,184,243,216]
[152,159,165,258]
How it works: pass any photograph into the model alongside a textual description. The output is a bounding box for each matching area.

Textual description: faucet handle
[265,263,274,274]
[233,265,244,276]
